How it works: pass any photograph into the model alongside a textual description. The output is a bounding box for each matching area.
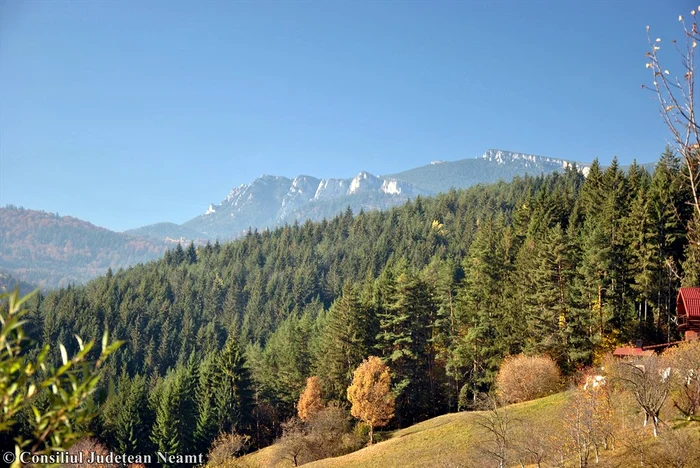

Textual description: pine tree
[186,242,197,264]
[103,373,155,455]
[650,148,689,338]
[377,267,437,425]
[317,284,374,401]
[454,218,508,404]
[423,258,462,411]
[626,184,660,337]
[579,219,613,338]
[216,337,255,435]
[194,352,220,453]
[171,243,186,266]
[601,157,632,331]
[518,224,572,367]
[151,357,199,466]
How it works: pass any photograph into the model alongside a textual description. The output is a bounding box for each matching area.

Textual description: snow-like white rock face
[348,171,382,194]
[280,175,321,217]
[204,170,426,228]
[170,147,603,240]
[224,184,247,204]
[480,149,590,175]
[381,179,402,195]
[314,179,347,200]
[481,149,552,166]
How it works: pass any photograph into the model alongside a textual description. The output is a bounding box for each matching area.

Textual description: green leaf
[59,343,68,366]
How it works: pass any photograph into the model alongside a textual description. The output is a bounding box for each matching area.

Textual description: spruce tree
[103,373,155,455]
[317,284,374,401]
[518,224,571,366]
[377,267,437,424]
[454,218,508,403]
[194,352,220,453]
[216,337,255,435]
[151,357,199,466]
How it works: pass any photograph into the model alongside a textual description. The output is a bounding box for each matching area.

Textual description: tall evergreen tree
[377,268,437,425]
[517,224,572,367]
[454,218,510,403]
[216,337,255,435]
[103,373,155,455]
[151,356,199,466]
[316,284,375,401]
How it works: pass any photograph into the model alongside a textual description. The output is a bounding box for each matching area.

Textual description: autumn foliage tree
[297,376,324,422]
[495,354,561,404]
[347,356,395,444]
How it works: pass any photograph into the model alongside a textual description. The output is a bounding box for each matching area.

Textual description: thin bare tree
[475,398,518,468]
[644,9,700,220]
[611,356,671,437]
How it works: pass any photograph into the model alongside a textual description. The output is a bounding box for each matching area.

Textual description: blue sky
[0,0,694,231]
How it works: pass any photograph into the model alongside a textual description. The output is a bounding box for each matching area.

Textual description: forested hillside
[0,271,37,296]
[7,150,699,461]
[0,207,168,288]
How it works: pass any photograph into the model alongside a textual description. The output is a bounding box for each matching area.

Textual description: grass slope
[305,393,570,468]
[236,391,699,468]
[238,393,570,468]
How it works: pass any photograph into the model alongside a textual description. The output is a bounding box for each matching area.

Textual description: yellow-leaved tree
[297,375,324,421]
[346,356,394,445]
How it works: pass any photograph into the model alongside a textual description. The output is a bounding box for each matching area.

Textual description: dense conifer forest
[5,149,699,461]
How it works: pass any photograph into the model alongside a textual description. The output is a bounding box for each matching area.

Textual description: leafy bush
[273,404,359,466]
[496,354,561,404]
[207,432,250,467]
[0,289,122,465]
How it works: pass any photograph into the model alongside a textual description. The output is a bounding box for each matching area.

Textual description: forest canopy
[3,149,697,457]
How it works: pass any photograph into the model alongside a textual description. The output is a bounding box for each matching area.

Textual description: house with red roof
[612,288,700,358]
[677,287,700,341]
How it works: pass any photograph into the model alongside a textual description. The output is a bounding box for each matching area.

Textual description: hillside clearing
[234,390,700,468]
[237,393,570,468]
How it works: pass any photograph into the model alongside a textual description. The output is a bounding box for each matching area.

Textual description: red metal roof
[677,287,700,318]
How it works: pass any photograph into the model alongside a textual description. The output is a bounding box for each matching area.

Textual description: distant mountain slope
[0,207,168,288]
[124,222,207,243]
[386,149,591,193]
[0,271,37,296]
[182,172,425,238]
[174,149,591,239]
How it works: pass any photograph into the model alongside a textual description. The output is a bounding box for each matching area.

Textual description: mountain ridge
[182,170,426,238]
[0,206,169,289]
[135,148,594,241]
[0,148,624,288]
[384,149,592,194]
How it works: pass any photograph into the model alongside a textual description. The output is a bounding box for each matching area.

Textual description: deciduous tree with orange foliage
[297,376,324,422]
[347,356,395,445]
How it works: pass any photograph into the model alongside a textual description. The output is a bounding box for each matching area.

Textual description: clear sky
[0,0,695,231]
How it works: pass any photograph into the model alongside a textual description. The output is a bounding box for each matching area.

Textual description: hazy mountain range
[0,207,169,288]
[129,149,591,240]
[1,149,595,288]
